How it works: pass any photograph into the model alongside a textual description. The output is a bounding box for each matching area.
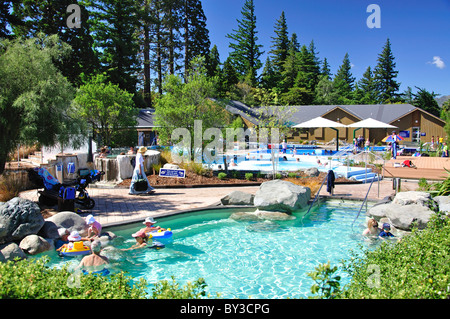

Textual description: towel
[326,170,335,194]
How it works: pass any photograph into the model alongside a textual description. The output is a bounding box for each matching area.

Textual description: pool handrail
[301,174,328,222]
[351,174,376,231]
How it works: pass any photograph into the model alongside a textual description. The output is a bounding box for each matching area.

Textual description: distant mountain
[436,95,450,107]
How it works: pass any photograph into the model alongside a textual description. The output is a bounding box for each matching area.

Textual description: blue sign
[159,168,186,178]
[399,130,410,138]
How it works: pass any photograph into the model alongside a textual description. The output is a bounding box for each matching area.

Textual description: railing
[301,173,328,222]
[351,176,376,231]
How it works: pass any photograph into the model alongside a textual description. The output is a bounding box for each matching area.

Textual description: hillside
[436,95,450,106]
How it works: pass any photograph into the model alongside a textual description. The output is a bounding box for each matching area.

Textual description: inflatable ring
[59,241,91,257]
[146,230,173,240]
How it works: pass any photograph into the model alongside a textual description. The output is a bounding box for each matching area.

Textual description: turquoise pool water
[35,199,374,299]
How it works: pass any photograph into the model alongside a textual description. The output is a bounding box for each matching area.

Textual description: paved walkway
[19,179,419,228]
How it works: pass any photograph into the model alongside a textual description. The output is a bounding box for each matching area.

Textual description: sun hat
[143,217,157,225]
[138,146,147,154]
[132,230,147,238]
[85,214,96,225]
[68,231,82,241]
[382,223,391,230]
[58,228,69,237]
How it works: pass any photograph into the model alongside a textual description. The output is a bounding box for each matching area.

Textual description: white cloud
[429,56,445,69]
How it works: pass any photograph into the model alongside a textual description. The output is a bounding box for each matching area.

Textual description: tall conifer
[226,0,264,86]
[374,38,400,103]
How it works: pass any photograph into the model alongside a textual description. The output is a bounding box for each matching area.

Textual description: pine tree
[321,57,332,80]
[355,66,377,104]
[226,0,264,86]
[206,44,221,78]
[12,0,98,86]
[269,11,289,74]
[374,38,400,103]
[182,0,211,81]
[289,33,300,52]
[333,53,355,104]
[90,0,141,94]
[260,57,277,90]
[220,57,239,96]
[412,87,440,117]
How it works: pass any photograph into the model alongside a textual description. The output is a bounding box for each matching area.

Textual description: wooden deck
[384,156,449,180]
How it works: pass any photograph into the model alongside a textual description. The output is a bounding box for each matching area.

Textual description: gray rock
[392,191,432,207]
[229,212,260,221]
[37,220,60,240]
[433,196,450,214]
[45,211,88,236]
[366,203,402,220]
[19,234,52,255]
[254,180,310,213]
[230,209,295,221]
[221,191,254,206]
[386,204,435,230]
[304,167,320,177]
[0,242,27,262]
[0,197,44,245]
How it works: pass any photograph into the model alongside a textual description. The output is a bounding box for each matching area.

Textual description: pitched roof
[136,109,157,128]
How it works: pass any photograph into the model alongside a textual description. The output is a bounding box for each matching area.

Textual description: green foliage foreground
[0,257,207,299]
[309,213,450,299]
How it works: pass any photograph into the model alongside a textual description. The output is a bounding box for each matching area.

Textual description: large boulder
[253,180,310,213]
[0,197,44,245]
[366,203,402,220]
[19,235,52,255]
[386,204,435,230]
[0,242,27,262]
[367,200,435,231]
[433,196,450,214]
[45,211,88,236]
[392,191,432,207]
[221,191,254,206]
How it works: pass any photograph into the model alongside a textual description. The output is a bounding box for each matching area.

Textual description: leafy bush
[245,173,253,181]
[338,213,450,299]
[0,257,210,299]
[217,172,227,180]
[308,262,341,299]
[150,276,210,299]
[0,257,147,299]
[288,172,297,178]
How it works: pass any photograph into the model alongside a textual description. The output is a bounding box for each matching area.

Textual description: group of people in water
[362,218,396,239]
[55,215,166,274]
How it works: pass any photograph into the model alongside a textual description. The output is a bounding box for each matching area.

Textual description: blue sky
[202,0,450,97]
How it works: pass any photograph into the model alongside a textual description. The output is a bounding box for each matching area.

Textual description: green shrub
[288,172,297,178]
[0,257,147,299]
[245,173,253,181]
[308,262,341,299]
[217,172,227,180]
[275,173,282,179]
[338,213,450,299]
[0,257,210,299]
[151,276,210,299]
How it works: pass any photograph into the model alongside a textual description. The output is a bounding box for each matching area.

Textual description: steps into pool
[333,166,382,184]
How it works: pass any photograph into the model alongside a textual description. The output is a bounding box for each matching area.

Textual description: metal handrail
[351,175,376,231]
[301,173,328,222]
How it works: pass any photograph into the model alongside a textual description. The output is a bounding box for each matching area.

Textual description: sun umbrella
[382,135,404,143]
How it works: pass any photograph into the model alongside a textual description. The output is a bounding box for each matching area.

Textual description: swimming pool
[35,199,374,299]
